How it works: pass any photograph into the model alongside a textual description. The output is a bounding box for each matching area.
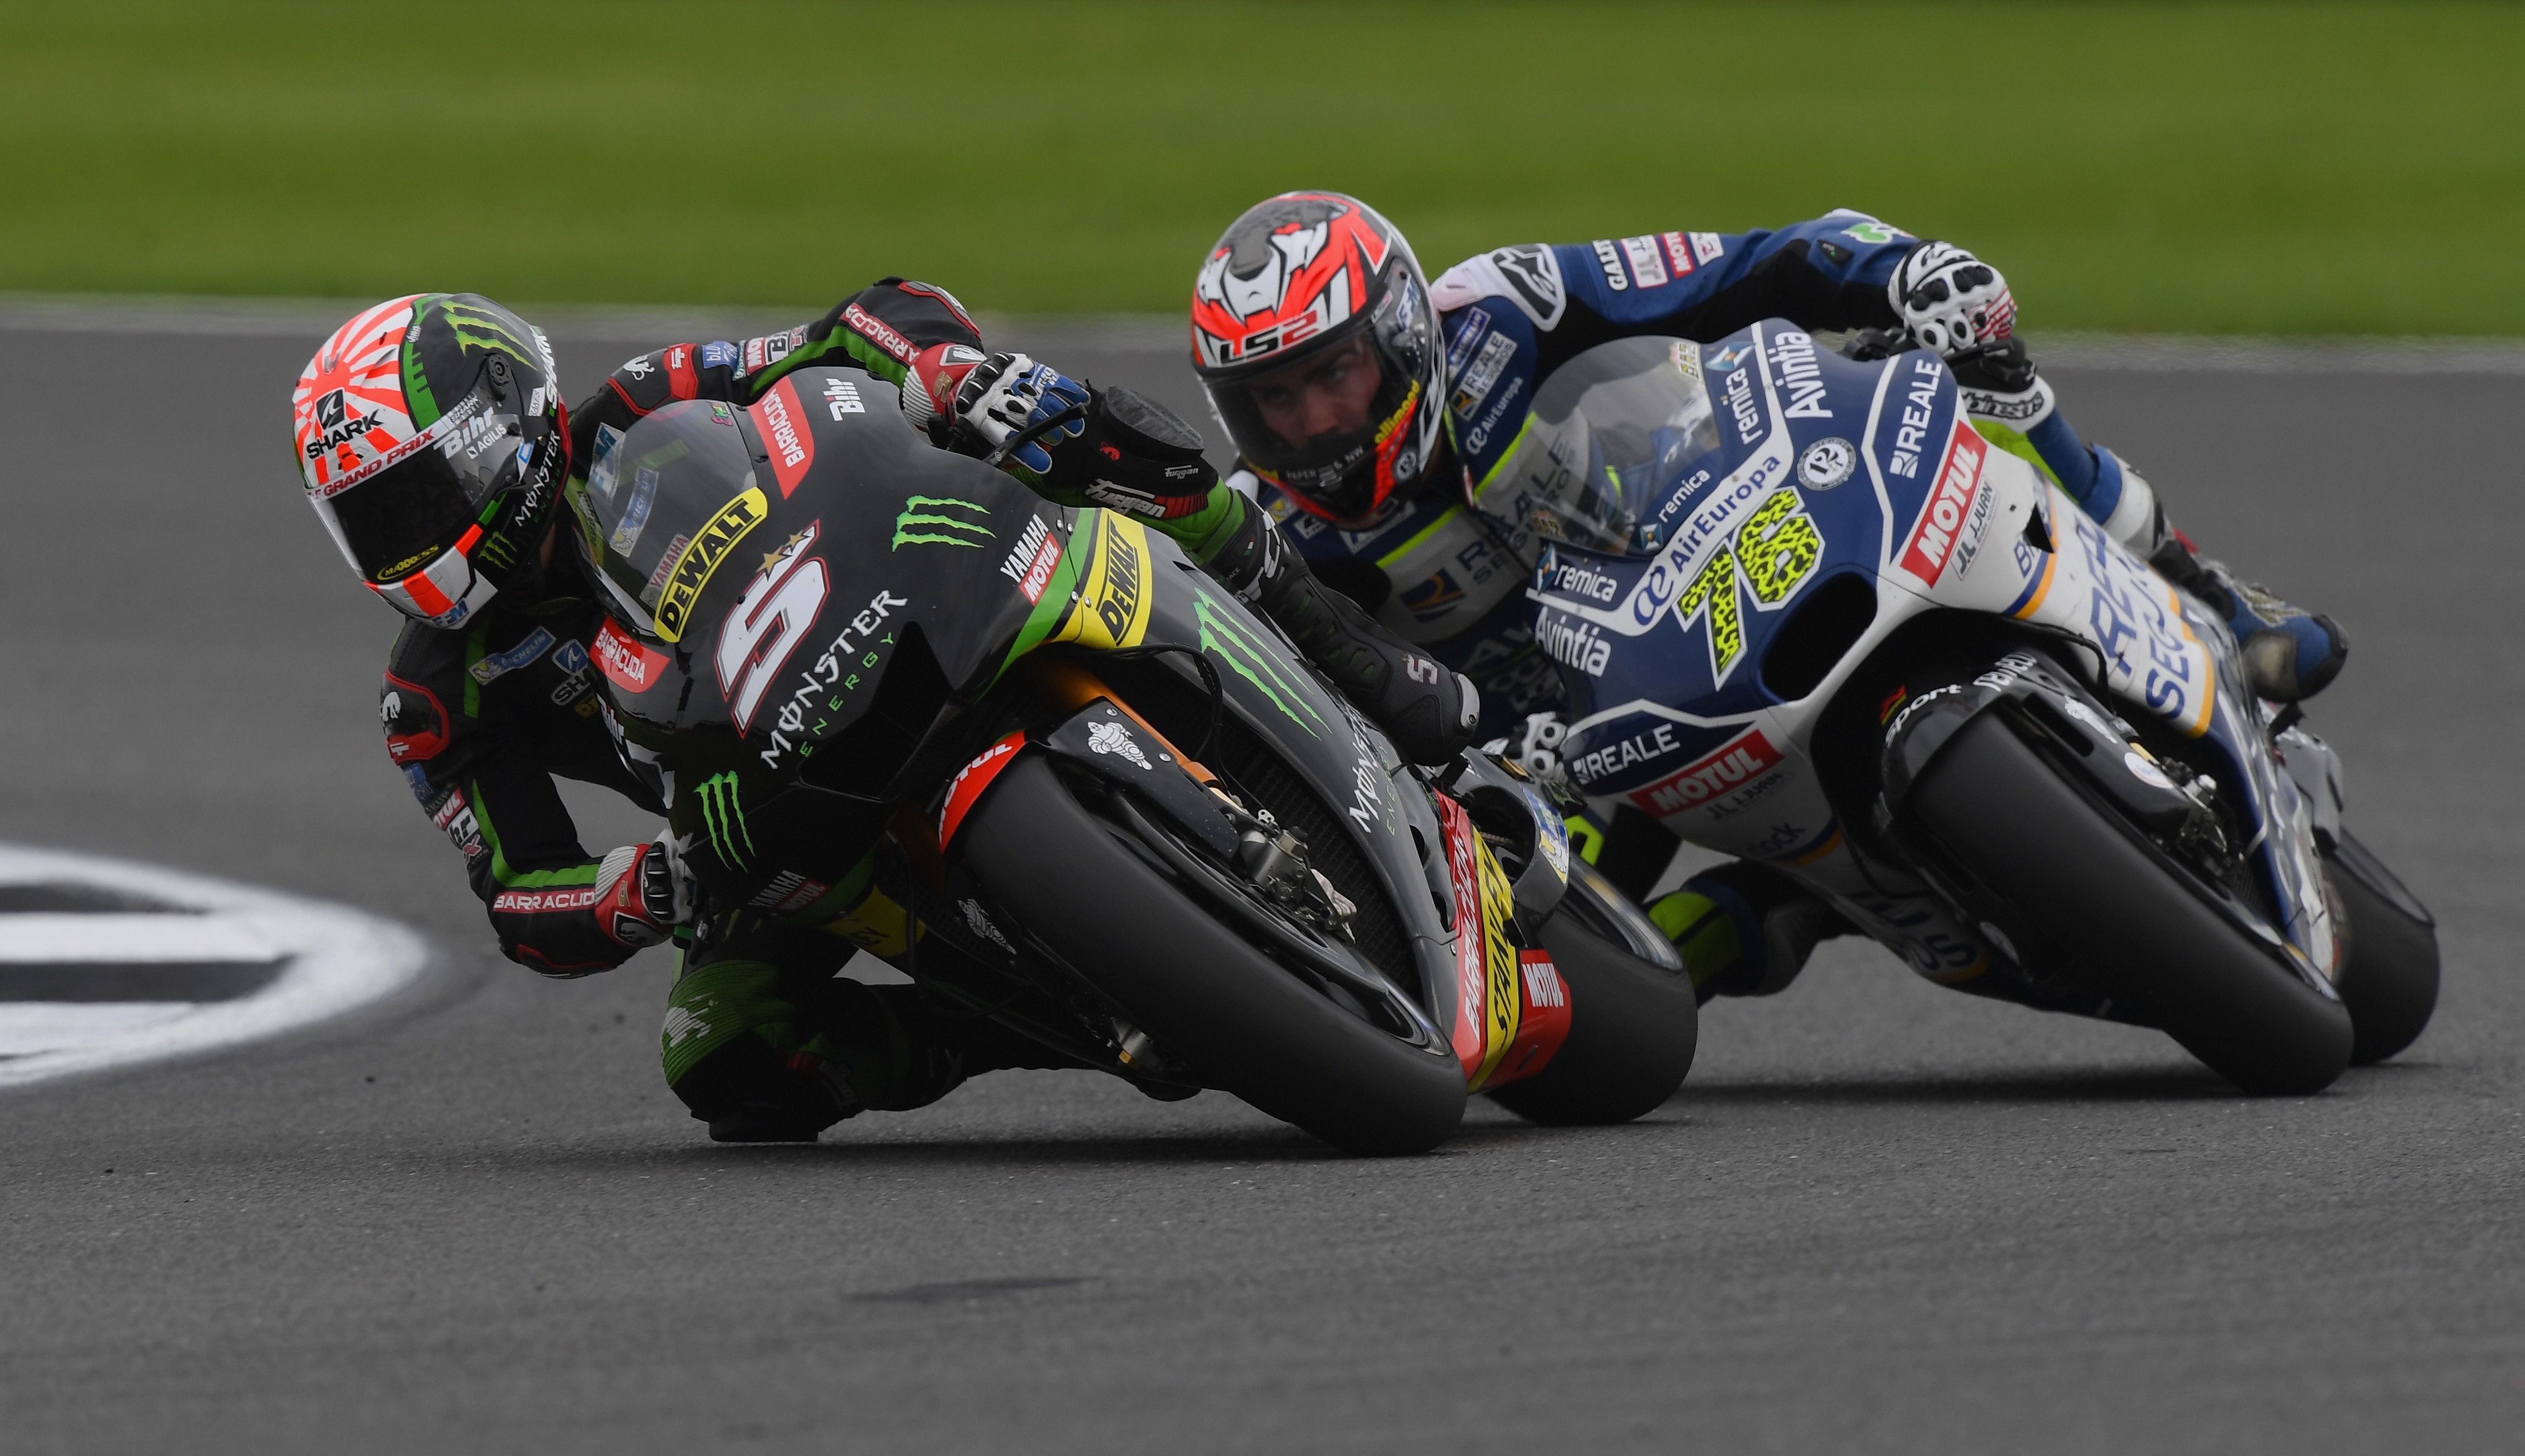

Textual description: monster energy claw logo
[892,496,994,551]
[436,298,538,368]
[694,771,755,871]
[1194,590,1325,738]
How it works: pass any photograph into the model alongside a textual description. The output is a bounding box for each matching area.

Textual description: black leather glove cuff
[1043,385,1220,516]
[1946,336,2038,393]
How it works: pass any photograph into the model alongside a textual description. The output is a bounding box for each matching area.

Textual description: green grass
[2,1,2520,333]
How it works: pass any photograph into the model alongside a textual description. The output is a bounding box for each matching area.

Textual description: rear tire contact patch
[0,843,429,1088]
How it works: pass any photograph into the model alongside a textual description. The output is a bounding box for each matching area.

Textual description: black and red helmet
[292,293,568,626]
[1190,192,1442,521]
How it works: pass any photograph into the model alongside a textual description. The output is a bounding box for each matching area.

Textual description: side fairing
[600,367,1063,760]
[592,368,1091,907]
[1521,323,1920,863]
[1138,540,1448,918]
[1129,538,1466,1028]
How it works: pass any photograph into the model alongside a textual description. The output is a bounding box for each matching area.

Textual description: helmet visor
[310,395,522,583]
[1205,260,1437,515]
[1209,331,1421,509]
[1469,338,1721,556]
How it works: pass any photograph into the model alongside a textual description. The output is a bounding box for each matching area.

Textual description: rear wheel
[1485,909,1698,1125]
[2325,831,2439,1064]
[958,753,1467,1154]
[1906,712,2351,1095]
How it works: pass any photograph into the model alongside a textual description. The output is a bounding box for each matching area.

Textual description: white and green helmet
[293,293,567,625]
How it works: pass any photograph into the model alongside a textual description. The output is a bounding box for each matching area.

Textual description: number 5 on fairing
[716,523,830,733]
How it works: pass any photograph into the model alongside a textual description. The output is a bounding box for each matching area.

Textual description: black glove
[1210,503,1480,766]
[949,355,1221,518]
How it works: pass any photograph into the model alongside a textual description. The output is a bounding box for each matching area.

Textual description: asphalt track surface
[2,309,2520,1453]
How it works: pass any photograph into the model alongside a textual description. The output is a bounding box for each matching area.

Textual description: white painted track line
[0,843,430,1089]
[0,913,289,961]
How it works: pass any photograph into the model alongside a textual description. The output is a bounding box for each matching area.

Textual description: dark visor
[1212,339,1392,483]
[329,447,489,580]
[321,405,521,582]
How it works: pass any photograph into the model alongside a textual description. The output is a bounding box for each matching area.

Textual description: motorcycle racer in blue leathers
[1189,191,2348,1003]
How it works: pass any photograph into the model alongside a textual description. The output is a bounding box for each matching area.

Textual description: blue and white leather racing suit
[1238,210,2142,744]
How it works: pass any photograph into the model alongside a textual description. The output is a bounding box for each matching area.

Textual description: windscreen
[569,398,764,636]
[1466,336,1720,557]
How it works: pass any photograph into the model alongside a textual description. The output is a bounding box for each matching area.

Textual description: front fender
[934,699,1238,861]
[1877,646,2203,838]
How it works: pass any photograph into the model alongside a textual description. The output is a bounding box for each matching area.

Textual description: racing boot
[1647,860,1852,1006]
[1210,501,1480,765]
[682,977,1064,1144]
[1946,340,2348,702]
[2147,530,2349,702]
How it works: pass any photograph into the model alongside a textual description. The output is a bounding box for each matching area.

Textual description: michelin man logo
[1087,718,1151,770]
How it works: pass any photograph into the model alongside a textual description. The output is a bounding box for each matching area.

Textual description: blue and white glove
[952,352,1090,482]
[1482,712,1568,788]
[1890,242,2017,358]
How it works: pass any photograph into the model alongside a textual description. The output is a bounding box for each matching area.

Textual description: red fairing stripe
[1434,794,1489,1078]
[592,618,669,693]
[1477,950,1576,1090]
[1896,421,1989,585]
[1625,728,1783,817]
[936,732,1028,849]
[749,377,816,497]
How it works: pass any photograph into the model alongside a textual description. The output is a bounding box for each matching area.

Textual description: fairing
[587,366,1540,1079]
[1513,323,2336,986]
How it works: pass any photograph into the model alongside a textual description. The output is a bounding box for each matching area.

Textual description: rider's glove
[897,341,991,443]
[1890,242,2017,358]
[1482,712,1570,789]
[1946,336,2057,434]
[590,835,690,951]
[952,351,1091,482]
[950,353,1224,519]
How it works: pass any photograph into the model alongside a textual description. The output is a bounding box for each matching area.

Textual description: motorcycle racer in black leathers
[1187,191,2350,1007]
[299,280,1475,1142]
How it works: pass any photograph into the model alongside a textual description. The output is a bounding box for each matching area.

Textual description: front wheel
[1905,712,2352,1095]
[957,753,1468,1155]
[1484,908,1698,1126]
[2326,831,2439,1064]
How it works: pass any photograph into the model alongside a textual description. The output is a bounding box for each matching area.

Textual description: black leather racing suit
[379,282,980,977]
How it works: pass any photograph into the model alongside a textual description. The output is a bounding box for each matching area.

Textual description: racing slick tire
[1906,712,2353,1096]
[1485,913,1698,1125]
[2323,831,2440,1065]
[959,752,1468,1156]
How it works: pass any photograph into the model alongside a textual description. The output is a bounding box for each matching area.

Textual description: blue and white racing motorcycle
[1485,324,2437,1094]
